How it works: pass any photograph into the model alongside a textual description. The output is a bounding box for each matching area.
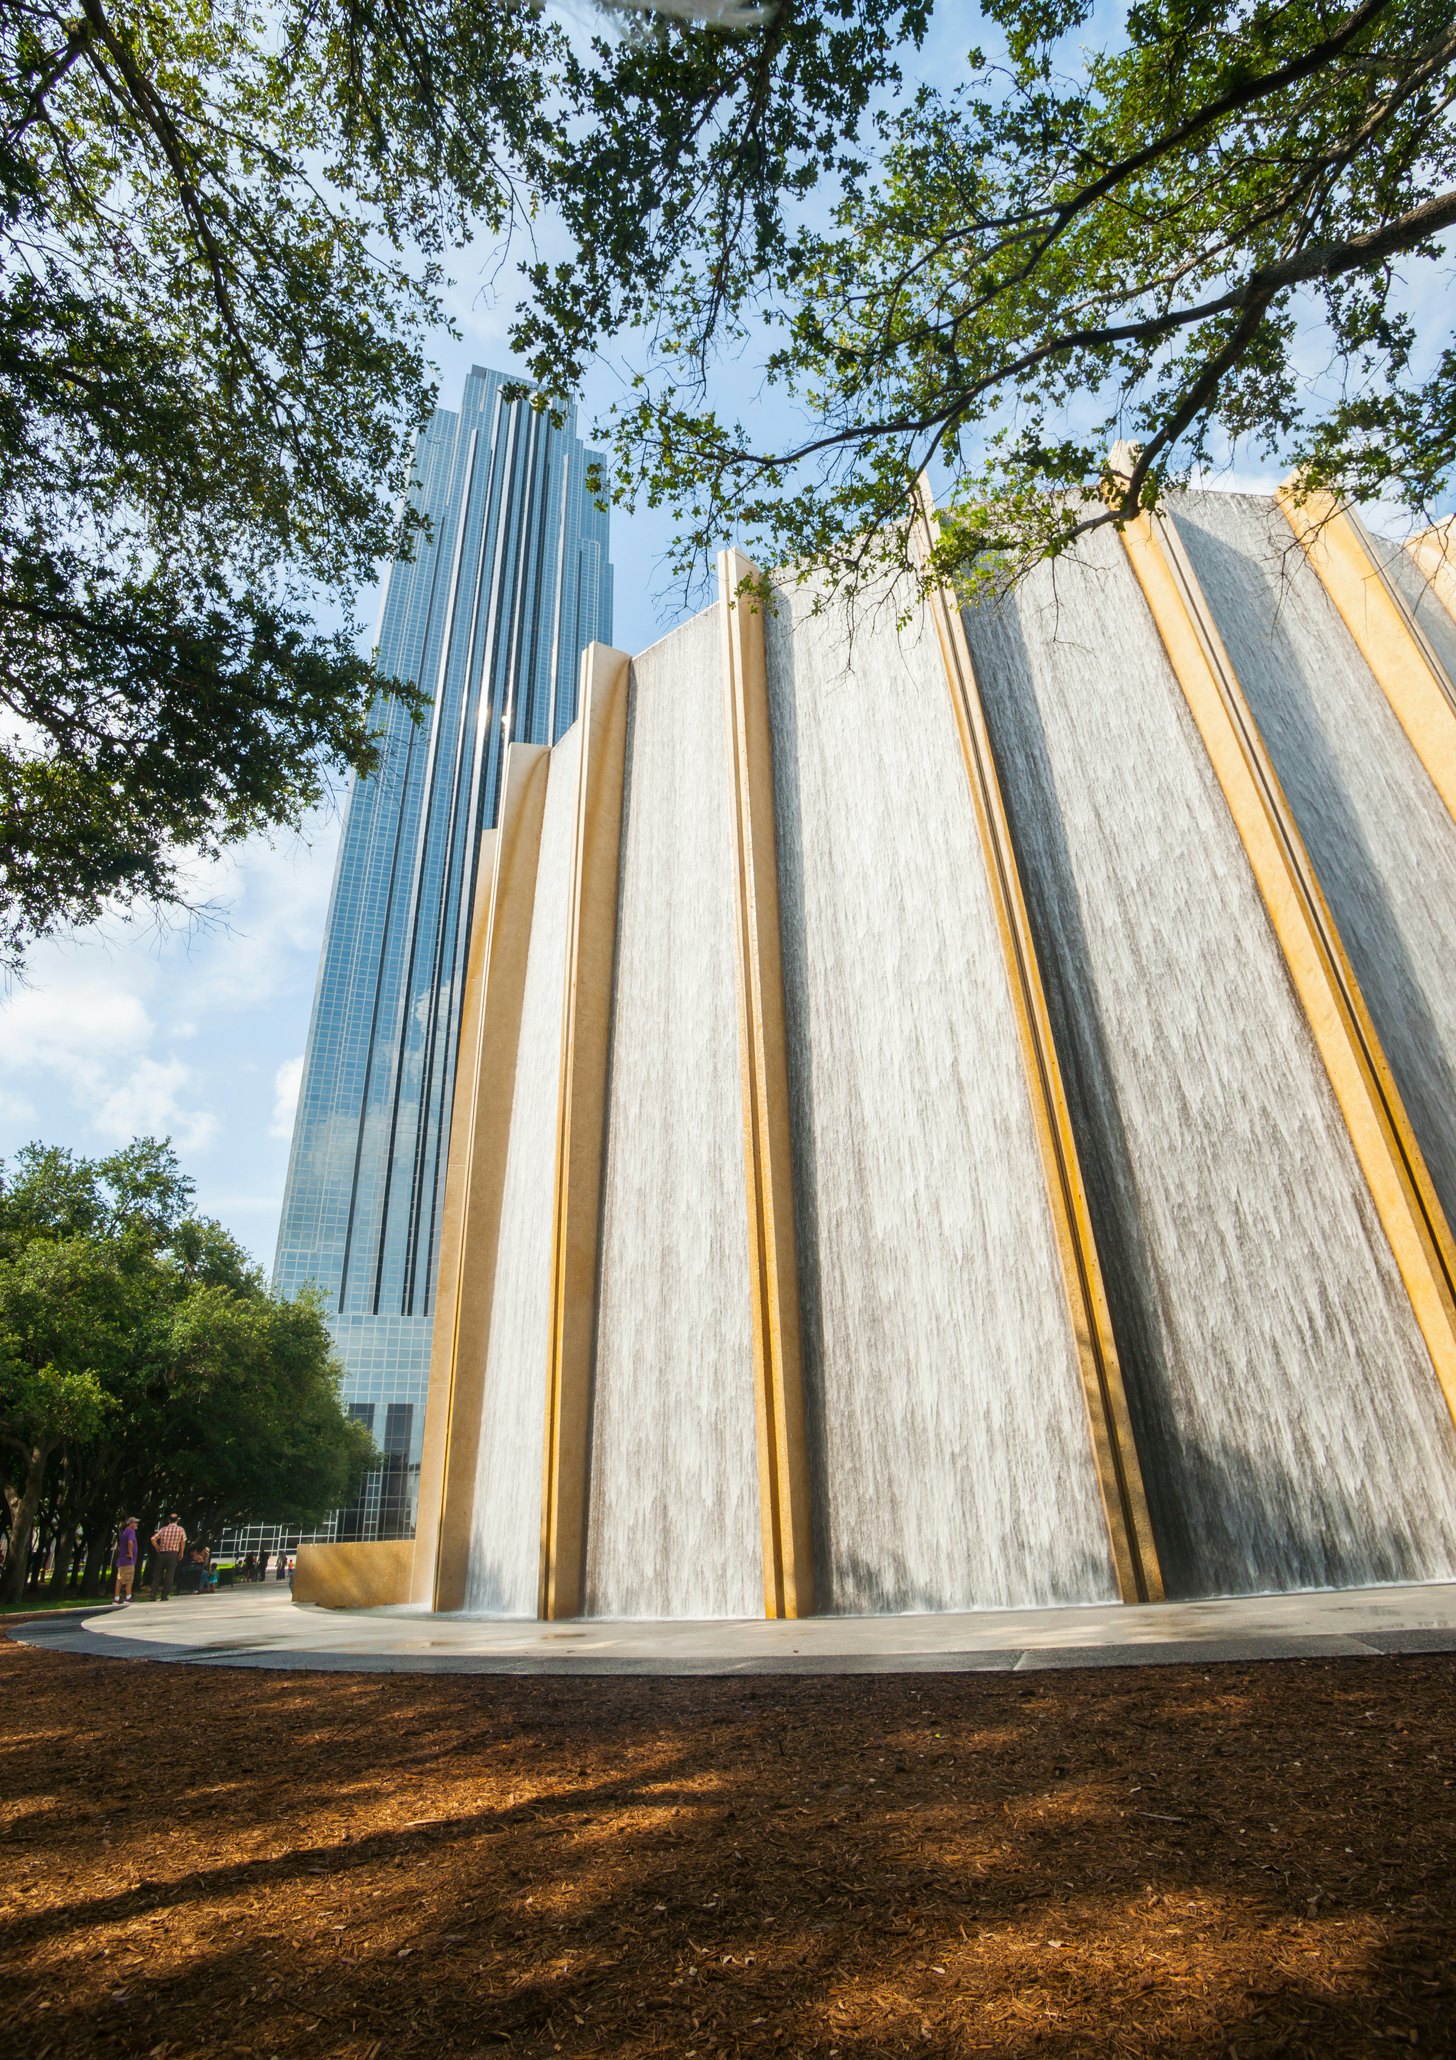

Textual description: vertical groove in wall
[466,728,581,1614]
[1120,502,1456,1429]
[1408,521,1456,628]
[1276,485,1456,822]
[410,824,495,1604]
[718,552,816,1619]
[411,747,551,1609]
[540,643,632,1618]
[913,492,1163,1605]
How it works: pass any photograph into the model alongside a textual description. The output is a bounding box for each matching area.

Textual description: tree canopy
[519,0,1456,594]
[0,0,561,969]
[0,1138,372,1600]
[3,0,1452,969]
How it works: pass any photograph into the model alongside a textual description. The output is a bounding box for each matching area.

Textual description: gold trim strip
[1120,504,1456,1428]
[1276,484,1456,821]
[410,746,551,1611]
[539,641,632,1619]
[718,551,816,1619]
[915,489,1163,1605]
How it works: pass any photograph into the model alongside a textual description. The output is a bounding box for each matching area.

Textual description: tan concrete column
[718,551,816,1618]
[915,489,1163,1604]
[539,642,632,1619]
[410,746,551,1610]
[1120,501,1456,1428]
[1276,485,1456,822]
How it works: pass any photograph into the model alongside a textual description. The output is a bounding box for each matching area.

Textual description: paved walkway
[13,1578,1456,1675]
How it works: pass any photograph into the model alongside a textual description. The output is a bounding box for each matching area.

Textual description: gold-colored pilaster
[915,490,1163,1604]
[410,746,551,1611]
[1276,484,1456,822]
[1119,504,1456,1428]
[718,551,816,1619]
[539,642,632,1619]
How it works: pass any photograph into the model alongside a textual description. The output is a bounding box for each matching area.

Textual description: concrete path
[13,1577,1456,1675]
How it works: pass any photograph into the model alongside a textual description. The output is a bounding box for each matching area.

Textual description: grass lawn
[2,1631,1452,2057]
[0,1592,111,1618]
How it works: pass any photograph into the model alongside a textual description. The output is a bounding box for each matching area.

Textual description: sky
[0,298,695,1272]
[2,4,1452,1269]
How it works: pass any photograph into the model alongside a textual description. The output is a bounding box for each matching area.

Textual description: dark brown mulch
[2,1633,1453,2058]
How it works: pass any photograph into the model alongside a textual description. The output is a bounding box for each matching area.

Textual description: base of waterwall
[13,1578,1456,1677]
[292,1540,414,1610]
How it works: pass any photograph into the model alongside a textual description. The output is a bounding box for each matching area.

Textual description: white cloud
[1,970,218,1154]
[94,1057,219,1155]
[271,1054,304,1140]
[129,811,338,1019]
[0,815,342,1265]
[0,1086,36,1128]
[3,975,153,1070]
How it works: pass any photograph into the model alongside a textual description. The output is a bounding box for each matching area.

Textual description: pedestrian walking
[258,1548,271,1582]
[149,1514,187,1600]
[113,1517,139,1606]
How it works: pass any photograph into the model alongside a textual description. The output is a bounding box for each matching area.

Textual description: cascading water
[964,526,1456,1599]
[463,727,583,1614]
[764,577,1120,1614]
[584,613,763,1618]
[1171,492,1456,1233]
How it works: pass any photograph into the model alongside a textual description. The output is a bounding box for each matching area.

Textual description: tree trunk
[80,1467,124,1597]
[31,1510,56,1593]
[48,1526,77,1596]
[80,1524,110,1598]
[45,1452,84,1596]
[0,1442,53,1604]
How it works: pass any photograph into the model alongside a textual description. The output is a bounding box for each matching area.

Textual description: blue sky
[3,4,1451,1268]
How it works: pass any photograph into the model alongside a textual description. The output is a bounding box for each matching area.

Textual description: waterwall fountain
[404,488,1456,1619]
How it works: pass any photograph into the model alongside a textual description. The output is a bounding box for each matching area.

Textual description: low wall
[292,1541,414,1611]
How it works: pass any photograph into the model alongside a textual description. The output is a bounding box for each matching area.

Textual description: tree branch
[5,14,94,146]
[75,0,249,363]
[715,183,1456,472]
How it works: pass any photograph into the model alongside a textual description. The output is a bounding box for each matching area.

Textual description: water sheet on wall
[584,611,762,1618]
[966,527,1456,1598]
[464,725,583,1614]
[766,576,1120,1613]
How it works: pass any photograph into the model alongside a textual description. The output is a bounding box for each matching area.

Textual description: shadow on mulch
[2,1635,1452,2058]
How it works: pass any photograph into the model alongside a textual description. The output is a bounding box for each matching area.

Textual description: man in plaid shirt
[149,1514,187,1600]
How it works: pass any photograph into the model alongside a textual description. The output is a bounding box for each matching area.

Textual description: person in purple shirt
[113,1518,139,1606]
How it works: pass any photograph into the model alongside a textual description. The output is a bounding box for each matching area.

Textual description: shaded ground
[3,1630,1453,2058]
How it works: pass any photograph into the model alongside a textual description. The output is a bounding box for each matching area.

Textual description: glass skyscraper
[274,367,612,1537]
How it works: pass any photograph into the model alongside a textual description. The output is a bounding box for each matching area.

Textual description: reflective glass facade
[274,369,612,1532]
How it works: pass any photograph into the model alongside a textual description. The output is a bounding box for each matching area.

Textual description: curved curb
[11,1589,1456,1678]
